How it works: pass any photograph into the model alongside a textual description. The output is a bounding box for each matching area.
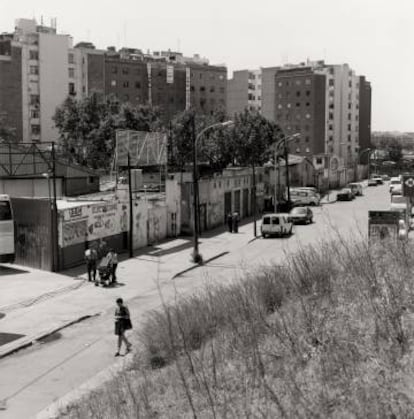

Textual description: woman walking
[114,298,132,356]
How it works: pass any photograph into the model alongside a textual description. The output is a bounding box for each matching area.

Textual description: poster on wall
[60,202,128,247]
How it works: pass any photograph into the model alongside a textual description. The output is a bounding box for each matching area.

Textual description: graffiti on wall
[60,202,129,247]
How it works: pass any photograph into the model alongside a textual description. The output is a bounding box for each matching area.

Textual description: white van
[261,213,293,238]
[289,189,320,206]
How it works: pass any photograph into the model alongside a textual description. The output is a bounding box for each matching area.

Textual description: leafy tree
[0,116,17,143]
[53,94,161,169]
[387,139,403,163]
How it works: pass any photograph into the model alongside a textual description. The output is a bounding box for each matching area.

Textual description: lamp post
[191,117,234,264]
[271,133,300,212]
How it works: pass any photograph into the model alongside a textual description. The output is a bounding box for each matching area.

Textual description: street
[0,184,391,419]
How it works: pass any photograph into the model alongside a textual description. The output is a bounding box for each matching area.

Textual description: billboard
[115,130,167,167]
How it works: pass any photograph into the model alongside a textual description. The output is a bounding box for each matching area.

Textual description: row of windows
[277,102,311,109]
[277,79,312,87]
[213,177,251,190]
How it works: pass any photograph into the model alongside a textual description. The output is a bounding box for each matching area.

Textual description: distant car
[382,174,390,181]
[390,195,407,214]
[289,190,320,207]
[294,187,321,200]
[289,207,313,225]
[261,213,293,238]
[367,179,377,187]
[337,188,354,201]
[347,182,363,196]
[389,177,402,194]
[373,176,383,185]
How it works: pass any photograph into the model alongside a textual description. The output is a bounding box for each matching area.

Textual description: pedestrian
[84,243,98,282]
[233,211,240,233]
[227,212,233,233]
[107,248,118,284]
[97,238,108,260]
[114,298,132,356]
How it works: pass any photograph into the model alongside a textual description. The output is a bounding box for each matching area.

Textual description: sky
[1,0,413,132]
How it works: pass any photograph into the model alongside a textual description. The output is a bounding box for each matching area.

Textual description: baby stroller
[96,254,112,287]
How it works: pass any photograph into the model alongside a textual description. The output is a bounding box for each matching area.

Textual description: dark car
[337,188,354,201]
[289,207,313,224]
[367,179,377,187]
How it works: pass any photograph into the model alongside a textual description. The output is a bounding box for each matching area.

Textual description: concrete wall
[38,32,71,142]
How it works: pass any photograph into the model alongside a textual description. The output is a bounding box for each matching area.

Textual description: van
[289,189,320,206]
[261,213,293,238]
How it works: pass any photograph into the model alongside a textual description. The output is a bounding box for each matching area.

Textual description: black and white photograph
[0,0,414,417]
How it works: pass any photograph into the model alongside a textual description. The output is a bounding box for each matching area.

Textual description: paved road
[0,184,390,419]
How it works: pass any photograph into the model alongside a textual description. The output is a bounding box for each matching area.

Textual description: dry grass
[59,236,414,418]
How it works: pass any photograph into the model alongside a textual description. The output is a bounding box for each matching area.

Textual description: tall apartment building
[0,18,82,143]
[262,60,371,162]
[227,69,262,116]
[78,45,227,119]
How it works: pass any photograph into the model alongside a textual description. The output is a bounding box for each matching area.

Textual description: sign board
[115,130,167,167]
[368,210,400,241]
[330,156,339,172]
[402,175,414,197]
[166,65,174,84]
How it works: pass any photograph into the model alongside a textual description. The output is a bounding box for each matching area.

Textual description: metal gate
[11,198,54,270]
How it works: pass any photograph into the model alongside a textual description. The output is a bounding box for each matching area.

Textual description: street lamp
[192,118,234,264]
[270,133,300,212]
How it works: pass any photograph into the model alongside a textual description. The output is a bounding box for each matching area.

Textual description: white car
[261,213,293,238]
[390,195,407,213]
[389,177,402,194]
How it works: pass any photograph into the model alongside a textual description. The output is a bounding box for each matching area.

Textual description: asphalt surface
[0,184,390,419]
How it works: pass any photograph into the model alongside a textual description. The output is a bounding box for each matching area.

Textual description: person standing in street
[107,249,118,284]
[84,244,98,282]
[114,298,132,356]
[233,211,240,233]
[227,212,233,233]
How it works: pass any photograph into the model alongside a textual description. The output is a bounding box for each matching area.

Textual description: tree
[387,139,403,164]
[0,116,17,143]
[53,95,161,170]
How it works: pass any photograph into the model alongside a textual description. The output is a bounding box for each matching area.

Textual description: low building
[167,167,265,235]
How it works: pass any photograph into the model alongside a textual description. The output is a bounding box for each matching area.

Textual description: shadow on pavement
[0,266,29,276]
[0,332,25,347]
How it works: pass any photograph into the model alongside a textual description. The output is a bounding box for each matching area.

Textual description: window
[295,114,301,120]
[296,102,300,107]
[31,124,41,135]
[329,112,333,120]
[31,110,39,118]
[123,81,129,88]
[68,82,75,95]
[210,86,215,93]
[112,66,118,74]
[111,80,116,87]
[287,103,291,108]
[348,134,351,141]
[348,124,352,131]
[219,87,225,93]
[200,86,206,92]
[306,102,310,107]
[329,103,334,109]
[306,90,310,96]
[29,65,39,75]
[68,53,74,64]
[277,104,283,109]
[219,74,224,80]
[0,201,12,221]
[122,68,129,75]
[329,79,334,86]
[124,94,129,101]
[190,85,195,92]
[29,50,38,60]
[305,113,311,119]
[329,136,333,142]
[30,95,40,105]
[68,68,75,78]
[348,113,351,120]
[135,81,141,89]
[296,91,301,97]
[329,124,333,130]
[305,136,309,143]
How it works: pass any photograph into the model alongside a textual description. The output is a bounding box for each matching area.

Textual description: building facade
[227,69,262,116]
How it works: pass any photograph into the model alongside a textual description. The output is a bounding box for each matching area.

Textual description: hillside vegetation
[60,237,414,418]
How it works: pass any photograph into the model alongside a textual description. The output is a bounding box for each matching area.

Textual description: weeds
[60,236,414,418]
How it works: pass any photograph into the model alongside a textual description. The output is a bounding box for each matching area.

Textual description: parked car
[347,182,363,196]
[337,188,354,201]
[294,187,321,200]
[382,174,390,181]
[367,179,377,187]
[390,195,407,218]
[261,213,293,238]
[289,207,313,224]
[389,177,402,194]
[373,176,383,185]
[289,189,320,206]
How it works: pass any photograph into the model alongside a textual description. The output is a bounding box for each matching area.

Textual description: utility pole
[127,153,133,258]
[191,114,201,263]
[284,142,291,208]
[51,142,59,272]
[252,163,257,237]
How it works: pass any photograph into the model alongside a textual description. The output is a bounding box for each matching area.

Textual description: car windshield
[0,201,12,221]
[291,208,306,214]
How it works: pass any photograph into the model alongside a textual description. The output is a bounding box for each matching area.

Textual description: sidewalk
[0,219,256,359]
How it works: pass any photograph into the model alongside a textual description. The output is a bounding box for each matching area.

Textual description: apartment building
[78,46,227,119]
[262,60,371,162]
[0,18,82,143]
[227,69,262,116]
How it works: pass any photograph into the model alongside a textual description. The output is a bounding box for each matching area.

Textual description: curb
[171,251,229,279]
[0,313,100,360]
[248,235,261,243]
